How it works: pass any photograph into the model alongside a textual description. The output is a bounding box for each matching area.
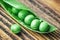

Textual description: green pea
[31,19,40,30]
[10,24,21,34]
[39,21,49,32]
[12,7,19,14]
[24,15,35,25]
[18,10,29,20]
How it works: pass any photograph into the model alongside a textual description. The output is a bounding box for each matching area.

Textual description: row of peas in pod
[12,7,50,32]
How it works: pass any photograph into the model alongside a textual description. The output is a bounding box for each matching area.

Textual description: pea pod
[0,0,57,33]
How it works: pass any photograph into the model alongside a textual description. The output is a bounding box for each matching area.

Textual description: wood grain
[41,0,60,13]
[0,0,60,40]
[0,29,13,40]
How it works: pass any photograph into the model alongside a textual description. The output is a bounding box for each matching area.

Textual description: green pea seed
[39,21,49,32]
[12,7,19,14]
[18,10,29,20]
[24,15,35,25]
[31,19,40,30]
[10,24,21,34]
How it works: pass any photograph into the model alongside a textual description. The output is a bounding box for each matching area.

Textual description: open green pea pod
[0,0,57,33]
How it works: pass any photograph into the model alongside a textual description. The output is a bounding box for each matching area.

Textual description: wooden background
[0,0,60,40]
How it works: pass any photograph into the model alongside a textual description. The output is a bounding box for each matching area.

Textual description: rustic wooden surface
[18,0,60,29]
[41,0,60,12]
[0,0,60,40]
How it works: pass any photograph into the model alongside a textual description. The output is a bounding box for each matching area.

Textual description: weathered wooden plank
[0,21,22,40]
[0,29,13,40]
[41,0,60,13]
